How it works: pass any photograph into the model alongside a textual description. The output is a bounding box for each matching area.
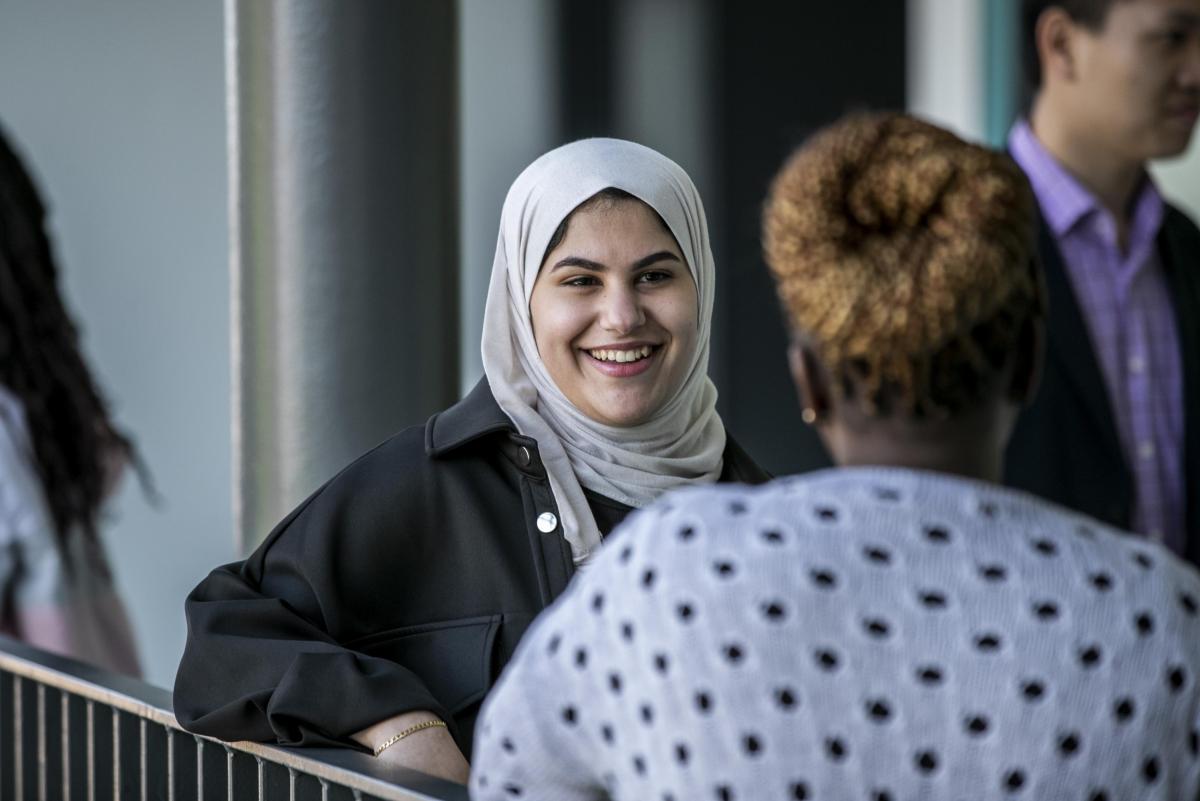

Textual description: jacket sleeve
[172,437,453,750]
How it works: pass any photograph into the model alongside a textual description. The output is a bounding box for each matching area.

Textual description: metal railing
[0,636,469,801]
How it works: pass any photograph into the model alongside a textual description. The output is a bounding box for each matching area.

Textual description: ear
[1007,315,1044,407]
[788,341,832,422]
[1036,7,1081,84]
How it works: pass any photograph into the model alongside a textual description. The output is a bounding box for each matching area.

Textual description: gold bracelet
[373,719,447,757]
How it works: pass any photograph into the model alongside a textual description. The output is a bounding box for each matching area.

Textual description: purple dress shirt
[1009,121,1185,551]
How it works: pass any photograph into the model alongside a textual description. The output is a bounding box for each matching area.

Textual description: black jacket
[1005,203,1200,565]
[173,379,769,757]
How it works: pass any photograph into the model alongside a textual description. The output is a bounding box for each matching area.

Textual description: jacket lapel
[1037,220,1128,471]
[1158,207,1200,553]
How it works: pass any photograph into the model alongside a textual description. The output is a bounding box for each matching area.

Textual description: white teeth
[589,346,653,363]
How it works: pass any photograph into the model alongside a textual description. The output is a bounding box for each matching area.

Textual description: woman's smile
[530,198,698,428]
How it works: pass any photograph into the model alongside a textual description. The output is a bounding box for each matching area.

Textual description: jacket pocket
[348,614,501,715]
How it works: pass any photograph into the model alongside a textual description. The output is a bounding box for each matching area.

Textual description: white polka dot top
[470,468,1200,801]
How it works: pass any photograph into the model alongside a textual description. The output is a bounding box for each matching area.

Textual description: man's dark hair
[1022,0,1122,94]
[0,124,141,560]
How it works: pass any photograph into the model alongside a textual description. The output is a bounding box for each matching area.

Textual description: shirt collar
[1007,119,1164,244]
[425,377,516,456]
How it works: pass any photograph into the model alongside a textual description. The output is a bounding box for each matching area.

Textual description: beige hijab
[481,138,725,564]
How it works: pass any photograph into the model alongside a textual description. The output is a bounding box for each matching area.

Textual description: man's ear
[1008,315,1045,407]
[788,341,832,422]
[1036,7,1081,84]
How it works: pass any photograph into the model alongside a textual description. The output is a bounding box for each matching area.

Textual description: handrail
[0,635,469,800]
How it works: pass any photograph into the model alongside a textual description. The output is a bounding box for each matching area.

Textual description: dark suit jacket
[1004,203,1200,565]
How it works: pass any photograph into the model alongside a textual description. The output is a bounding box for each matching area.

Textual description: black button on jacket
[173,379,769,757]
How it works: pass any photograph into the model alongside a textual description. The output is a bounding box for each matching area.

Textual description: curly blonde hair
[763,113,1042,418]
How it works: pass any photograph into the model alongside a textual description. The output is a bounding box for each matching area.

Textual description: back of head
[763,113,1041,420]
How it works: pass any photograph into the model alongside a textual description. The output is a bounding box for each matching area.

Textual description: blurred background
[0,0,1196,689]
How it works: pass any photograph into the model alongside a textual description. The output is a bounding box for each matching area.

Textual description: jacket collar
[427,379,771,486]
[425,378,516,457]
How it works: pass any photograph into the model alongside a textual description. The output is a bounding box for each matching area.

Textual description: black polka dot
[640,704,653,724]
[761,529,785,545]
[1090,572,1114,592]
[723,643,745,664]
[1075,524,1096,539]
[761,601,787,622]
[774,687,798,711]
[979,563,1007,582]
[632,755,646,775]
[1021,679,1046,702]
[1114,697,1135,722]
[916,665,944,685]
[1078,644,1102,668]
[1032,601,1059,621]
[1191,729,1199,756]
[601,724,615,744]
[815,649,840,671]
[864,617,891,638]
[864,545,892,565]
[1058,732,1081,757]
[619,545,633,563]
[621,621,635,641]
[874,486,900,501]
[503,783,523,797]
[678,526,695,541]
[574,647,587,668]
[924,525,952,544]
[547,634,561,654]
[501,737,515,753]
[1181,592,1199,616]
[743,733,763,756]
[591,593,604,612]
[695,691,713,713]
[713,560,736,578]
[477,775,488,789]
[675,743,689,764]
[964,714,989,736]
[1143,756,1160,784]
[1135,612,1155,636]
[654,653,670,674]
[919,590,948,610]
[815,506,838,522]
[825,737,847,761]
[865,699,891,722]
[873,792,893,801]
[715,785,734,801]
[641,569,656,589]
[1134,551,1154,570]
[789,781,809,800]
[1032,538,1058,556]
[1167,665,1187,692]
[729,500,747,515]
[1003,769,1025,792]
[676,603,695,622]
[974,632,1003,652]
[608,673,622,693]
[1087,791,1109,801]
[978,501,998,518]
[561,706,577,725]
[810,568,838,589]
[914,750,938,774]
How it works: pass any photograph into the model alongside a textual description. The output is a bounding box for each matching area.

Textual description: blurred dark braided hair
[763,112,1043,419]
[0,125,138,556]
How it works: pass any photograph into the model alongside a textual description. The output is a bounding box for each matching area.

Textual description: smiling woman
[174,138,767,786]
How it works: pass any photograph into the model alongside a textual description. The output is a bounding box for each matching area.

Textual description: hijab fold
[482,139,725,563]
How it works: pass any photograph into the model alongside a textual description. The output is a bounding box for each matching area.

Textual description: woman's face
[530,200,699,428]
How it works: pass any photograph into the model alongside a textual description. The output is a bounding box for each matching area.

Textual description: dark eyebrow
[1164,10,1200,27]
[550,250,682,273]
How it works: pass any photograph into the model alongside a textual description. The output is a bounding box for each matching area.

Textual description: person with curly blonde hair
[470,114,1200,801]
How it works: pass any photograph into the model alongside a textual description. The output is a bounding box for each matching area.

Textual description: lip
[582,344,661,378]
[1165,104,1200,124]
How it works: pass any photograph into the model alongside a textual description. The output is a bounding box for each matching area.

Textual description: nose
[598,285,645,335]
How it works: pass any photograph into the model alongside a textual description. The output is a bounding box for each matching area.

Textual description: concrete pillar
[227,0,459,552]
